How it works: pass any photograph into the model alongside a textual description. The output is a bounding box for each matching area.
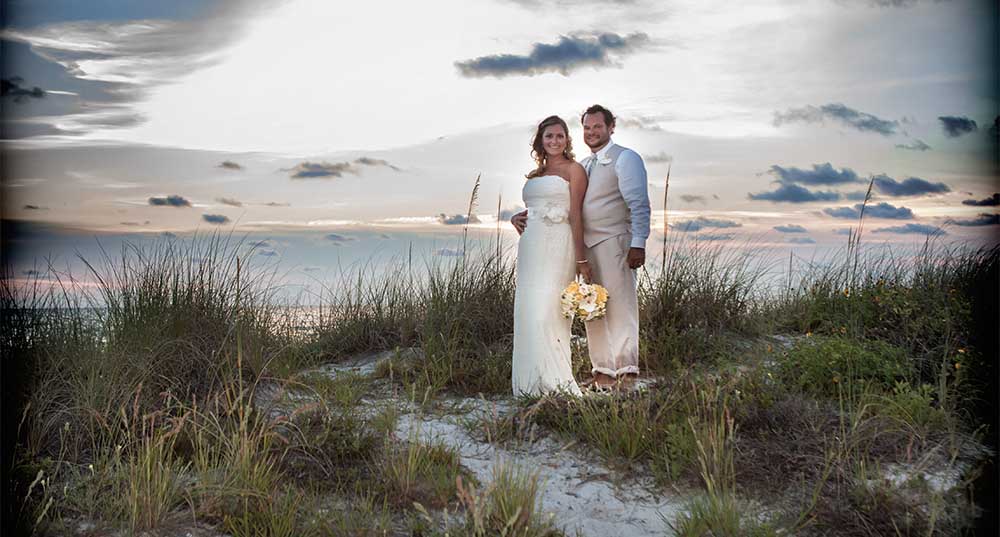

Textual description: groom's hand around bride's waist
[627,247,645,269]
[511,210,528,235]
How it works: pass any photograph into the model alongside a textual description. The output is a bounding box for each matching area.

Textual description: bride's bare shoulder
[568,161,587,179]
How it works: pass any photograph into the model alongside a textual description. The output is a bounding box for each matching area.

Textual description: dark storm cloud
[774,224,807,233]
[672,217,741,232]
[679,195,706,204]
[872,175,950,197]
[202,214,229,224]
[873,223,946,236]
[219,160,243,170]
[787,237,816,244]
[148,195,191,207]
[938,116,978,138]
[769,163,861,185]
[822,202,914,220]
[216,197,243,207]
[1,77,45,102]
[961,194,999,207]
[947,213,1000,227]
[455,32,650,78]
[773,103,899,136]
[748,183,841,203]
[895,139,931,151]
[438,213,481,225]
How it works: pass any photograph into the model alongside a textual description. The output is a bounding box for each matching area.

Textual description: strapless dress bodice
[522,175,570,225]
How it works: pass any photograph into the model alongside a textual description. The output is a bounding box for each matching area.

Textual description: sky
[2,0,998,298]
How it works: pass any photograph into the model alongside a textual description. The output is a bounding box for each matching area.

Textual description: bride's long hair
[526,115,575,179]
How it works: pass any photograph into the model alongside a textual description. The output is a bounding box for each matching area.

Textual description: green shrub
[778,336,912,397]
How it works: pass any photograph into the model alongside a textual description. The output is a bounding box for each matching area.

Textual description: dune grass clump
[638,238,773,374]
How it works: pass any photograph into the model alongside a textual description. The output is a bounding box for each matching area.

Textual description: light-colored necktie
[585,156,597,176]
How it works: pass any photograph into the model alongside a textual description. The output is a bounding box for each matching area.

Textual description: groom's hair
[581,104,615,127]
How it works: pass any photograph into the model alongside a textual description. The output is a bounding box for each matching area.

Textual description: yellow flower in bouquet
[560,276,608,321]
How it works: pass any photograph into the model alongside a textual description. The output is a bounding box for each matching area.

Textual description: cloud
[872,175,950,197]
[355,157,401,171]
[286,161,357,179]
[435,247,465,257]
[499,205,526,221]
[249,240,272,248]
[324,233,356,243]
[120,220,149,226]
[618,116,662,131]
[834,228,854,236]
[438,213,481,225]
[962,193,1000,207]
[22,204,47,210]
[844,191,870,201]
[202,214,229,224]
[679,195,706,204]
[455,32,650,78]
[148,195,191,207]
[1,77,45,102]
[22,269,41,276]
[219,160,243,170]
[216,197,243,207]
[823,202,914,220]
[938,116,978,138]
[285,157,400,179]
[895,139,931,151]
[873,223,946,236]
[774,224,807,233]
[257,249,278,257]
[264,201,291,207]
[645,152,673,163]
[768,163,861,185]
[947,213,1000,227]
[0,1,276,137]
[748,183,841,203]
[787,237,816,244]
[773,103,899,136]
[672,217,741,232]
[695,233,734,241]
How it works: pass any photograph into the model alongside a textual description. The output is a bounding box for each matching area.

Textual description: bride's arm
[567,163,592,281]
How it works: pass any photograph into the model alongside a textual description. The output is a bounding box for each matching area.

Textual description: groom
[513,104,651,390]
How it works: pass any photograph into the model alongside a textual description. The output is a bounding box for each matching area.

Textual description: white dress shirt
[586,138,651,249]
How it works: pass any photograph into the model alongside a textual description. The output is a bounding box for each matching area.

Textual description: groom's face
[582,113,614,151]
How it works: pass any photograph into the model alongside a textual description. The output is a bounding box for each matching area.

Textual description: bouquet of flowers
[560,275,609,321]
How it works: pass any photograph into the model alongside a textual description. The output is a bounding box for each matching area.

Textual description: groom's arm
[616,149,651,251]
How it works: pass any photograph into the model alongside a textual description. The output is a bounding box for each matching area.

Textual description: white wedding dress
[511,175,584,397]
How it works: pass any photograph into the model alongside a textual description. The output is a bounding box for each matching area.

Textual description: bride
[511,115,591,397]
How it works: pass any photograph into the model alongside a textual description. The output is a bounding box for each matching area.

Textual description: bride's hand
[576,261,593,283]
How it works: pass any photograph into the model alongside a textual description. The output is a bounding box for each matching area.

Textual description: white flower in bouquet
[560,276,608,322]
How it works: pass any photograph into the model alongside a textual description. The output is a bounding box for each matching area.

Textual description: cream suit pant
[584,233,640,377]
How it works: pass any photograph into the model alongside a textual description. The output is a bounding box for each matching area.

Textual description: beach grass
[3,214,996,535]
